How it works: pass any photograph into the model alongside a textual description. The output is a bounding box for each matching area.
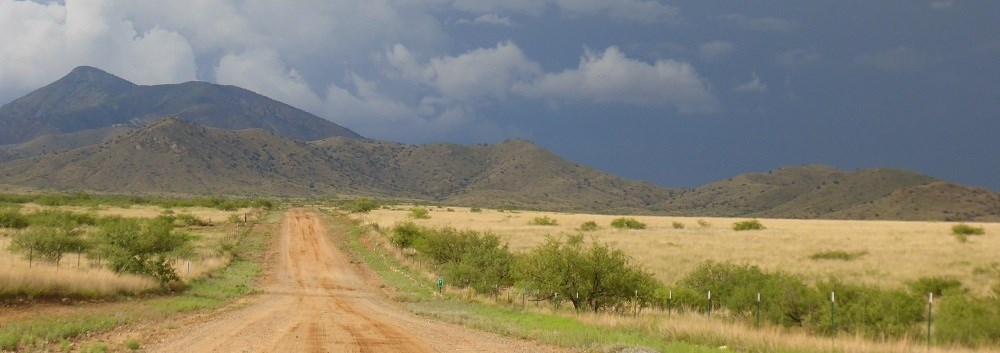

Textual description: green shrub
[518,234,661,312]
[907,276,963,297]
[697,219,711,228]
[809,250,868,261]
[124,339,140,351]
[680,261,818,326]
[470,207,482,213]
[952,224,985,235]
[403,226,515,294]
[0,209,28,229]
[671,221,684,229]
[732,219,765,231]
[92,217,192,287]
[347,197,379,213]
[390,222,423,249]
[610,217,646,230]
[9,225,87,266]
[934,293,1000,346]
[409,207,430,219]
[529,216,558,226]
[811,280,924,337]
[175,213,212,227]
[578,221,599,231]
[24,210,98,227]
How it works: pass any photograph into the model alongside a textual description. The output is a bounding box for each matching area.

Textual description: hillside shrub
[672,221,684,229]
[470,207,482,213]
[935,293,1000,347]
[809,250,868,261]
[952,224,985,236]
[409,207,430,219]
[680,261,818,326]
[528,216,558,226]
[732,219,765,231]
[347,197,379,213]
[578,221,599,231]
[697,219,711,228]
[610,217,646,230]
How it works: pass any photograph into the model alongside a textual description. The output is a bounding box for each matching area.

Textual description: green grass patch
[528,216,558,226]
[732,219,765,231]
[578,221,599,231]
[808,250,868,261]
[610,217,646,230]
[952,223,985,236]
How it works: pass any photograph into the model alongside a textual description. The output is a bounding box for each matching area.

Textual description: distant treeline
[0,192,274,211]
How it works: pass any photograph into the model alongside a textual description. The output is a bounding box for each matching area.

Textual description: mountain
[659,165,998,221]
[0,66,361,145]
[0,118,674,213]
[0,120,994,220]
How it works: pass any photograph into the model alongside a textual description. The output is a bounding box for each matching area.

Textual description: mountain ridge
[0,66,362,144]
[0,119,995,221]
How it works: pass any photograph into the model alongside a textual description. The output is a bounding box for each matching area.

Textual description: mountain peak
[59,66,136,88]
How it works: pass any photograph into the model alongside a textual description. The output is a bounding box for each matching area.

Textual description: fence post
[756,292,761,328]
[668,290,672,317]
[927,292,933,350]
[707,291,712,318]
[830,292,836,335]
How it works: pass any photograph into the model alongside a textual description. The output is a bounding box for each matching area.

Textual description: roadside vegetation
[0,196,275,351]
[347,208,1000,352]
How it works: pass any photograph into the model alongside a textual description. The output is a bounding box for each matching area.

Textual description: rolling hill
[0,118,675,213]
[0,66,361,145]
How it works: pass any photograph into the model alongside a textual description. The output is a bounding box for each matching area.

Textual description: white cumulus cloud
[513,47,719,113]
[0,0,197,99]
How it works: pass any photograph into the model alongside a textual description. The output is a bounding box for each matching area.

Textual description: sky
[0,0,997,190]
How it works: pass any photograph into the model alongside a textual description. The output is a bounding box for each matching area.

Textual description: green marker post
[437,276,444,293]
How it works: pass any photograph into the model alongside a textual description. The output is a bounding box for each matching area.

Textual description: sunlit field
[358,206,1000,295]
[0,205,252,300]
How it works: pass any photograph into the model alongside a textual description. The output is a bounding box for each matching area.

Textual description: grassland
[360,207,1000,295]
[0,204,257,301]
[339,210,996,353]
[0,208,275,351]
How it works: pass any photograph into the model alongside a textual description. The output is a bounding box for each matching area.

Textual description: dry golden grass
[0,238,158,298]
[579,309,997,353]
[358,206,1000,295]
[0,205,247,299]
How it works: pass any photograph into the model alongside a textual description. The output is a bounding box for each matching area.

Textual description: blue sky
[1,0,997,190]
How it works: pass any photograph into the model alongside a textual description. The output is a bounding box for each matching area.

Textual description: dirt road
[148,210,566,353]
